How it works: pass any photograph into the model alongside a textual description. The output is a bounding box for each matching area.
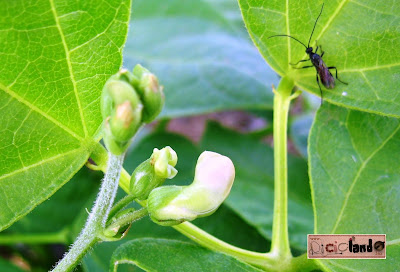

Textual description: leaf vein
[330,123,400,233]
[0,84,82,140]
[0,147,84,182]
[49,0,87,137]
[69,5,121,53]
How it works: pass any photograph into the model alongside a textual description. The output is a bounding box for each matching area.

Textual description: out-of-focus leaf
[290,114,314,158]
[125,0,278,118]
[110,238,261,272]
[201,122,313,250]
[0,258,24,272]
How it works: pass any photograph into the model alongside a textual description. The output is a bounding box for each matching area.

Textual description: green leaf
[0,0,131,231]
[110,238,261,272]
[124,0,278,118]
[290,113,314,158]
[309,103,400,271]
[239,0,400,117]
[201,122,313,250]
[0,258,25,272]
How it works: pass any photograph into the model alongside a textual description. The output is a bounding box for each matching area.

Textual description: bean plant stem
[270,76,295,259]
[105,208,148,234]
[175,222,275,270]
[52,152,125,272]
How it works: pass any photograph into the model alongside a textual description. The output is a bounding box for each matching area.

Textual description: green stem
[108,194,137,221]
[270,76,295,259]
[52,152,125,272]
[105,208,148,235]
[289,254,320,271]
[174,222,276,270]
[0,229,68,245]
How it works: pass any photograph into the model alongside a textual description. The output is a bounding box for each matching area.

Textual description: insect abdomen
[318,59,335,89]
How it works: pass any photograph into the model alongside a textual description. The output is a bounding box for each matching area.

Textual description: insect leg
[327,66,348,85]
[316,73,323,104]
[315,42,325,57]
[293,65,314,69]
[290,59,310,66]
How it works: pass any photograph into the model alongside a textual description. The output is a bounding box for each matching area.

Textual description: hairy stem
[52,153,124,272]
[270,76,295,259]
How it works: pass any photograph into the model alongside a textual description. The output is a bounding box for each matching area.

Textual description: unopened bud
[147,151,235,226]
[130,146,178,200]
[132,64,165,123]
[101,71,144,155]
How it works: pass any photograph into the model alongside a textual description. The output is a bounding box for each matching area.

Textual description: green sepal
[147,186,186,226]
[130,158,164,200]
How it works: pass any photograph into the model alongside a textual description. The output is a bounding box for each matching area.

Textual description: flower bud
[147,151,235,226]
[101,71,143,155]
[132,64,165,123]
[130,146,178,200]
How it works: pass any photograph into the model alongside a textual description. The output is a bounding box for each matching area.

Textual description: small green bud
[130,146,178,200]
[101,70,144,155]
[147,151,235,226]
[104,208,136,238]
[132,64,165,123]
[152,147,178,178]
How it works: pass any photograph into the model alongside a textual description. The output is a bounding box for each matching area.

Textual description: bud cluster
[101,66,164,155]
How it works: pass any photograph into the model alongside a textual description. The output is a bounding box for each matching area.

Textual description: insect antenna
[307,3,324,48]
[268,35,307,49]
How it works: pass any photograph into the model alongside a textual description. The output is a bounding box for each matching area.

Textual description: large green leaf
[124,0,278,118]
[110,238,261,272]
[201,122,313,250]
[309,103,400,271]
[239,0,400,117]
[0,0,131,231]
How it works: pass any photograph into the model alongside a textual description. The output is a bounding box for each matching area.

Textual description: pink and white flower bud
[147,151,235,226]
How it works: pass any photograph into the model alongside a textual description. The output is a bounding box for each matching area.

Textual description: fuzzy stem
[52,153,124,272]
[270,76,295,259]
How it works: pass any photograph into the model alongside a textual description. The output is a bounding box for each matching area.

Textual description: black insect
[268,3,347,102]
